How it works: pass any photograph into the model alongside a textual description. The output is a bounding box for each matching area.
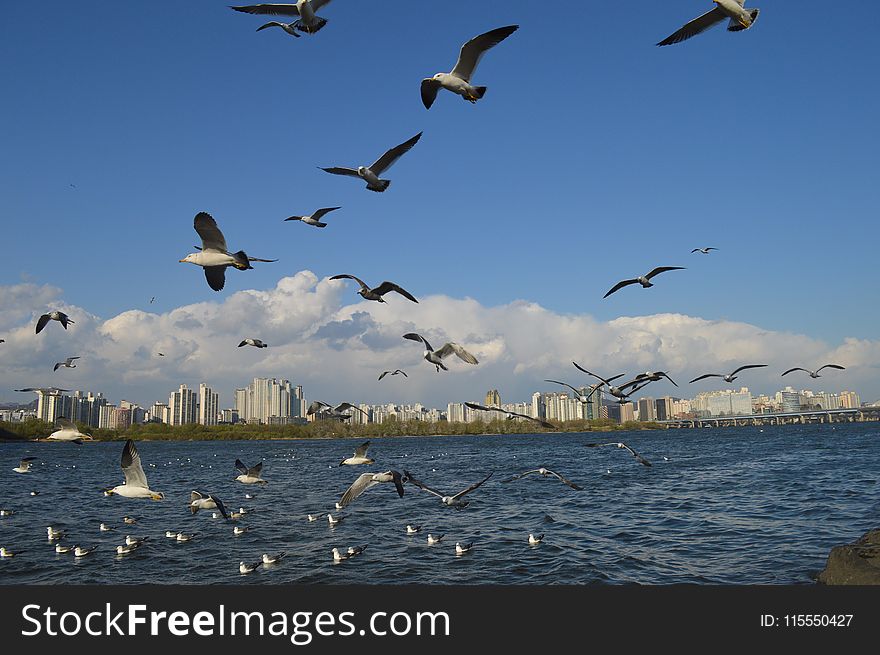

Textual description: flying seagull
[502,467,583,490]
[16,387,70,395]
[238,338,268,349]
[403,470,493,508]
[630,371,679,387]
[403,333,478,372]
[189,491,229,518]
[231,1,333,35]
[320,132,422,192]
[378,369,408,381]
[308,401,368,423]
[689,364,768,384]
[13,457,37,474]
[180,212,277,291]
[781,364,846,379]
[338,471,406,508]
[464,402,557,430]
[544,379,611,403]
[420,25,519,109]
[36,311,74,334]
[657,1,760,47]
[234,459,267,484]
[330,275,418,303]
[692,247,718,254]
[338,441,374,466]
[571,363,632,400]
[53,356,80,372]
[603,267,685,298]
[48,417,93,444]
[585,442,652,467]
[284,206,341,228]
[105,440,165,499]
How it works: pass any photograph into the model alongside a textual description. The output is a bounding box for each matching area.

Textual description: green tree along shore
[0,417,665,442]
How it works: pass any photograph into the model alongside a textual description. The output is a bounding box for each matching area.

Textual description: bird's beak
[178,258,187,263]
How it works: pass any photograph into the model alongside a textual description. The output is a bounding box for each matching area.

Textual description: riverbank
[0,418,666,442]
[817,528,880,585]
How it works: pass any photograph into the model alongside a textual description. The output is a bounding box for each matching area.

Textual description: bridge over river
[661,406,880,428]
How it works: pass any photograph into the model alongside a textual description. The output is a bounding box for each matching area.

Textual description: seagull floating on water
[327,513,346,525]
[528,533,544,545]
[116,543,142,556]
[321,132,422,193]
[330,274,418,303]
[658,1,760,47]
[233,526,250,535]
[1,547,20,558]
[403,333,478,372]
[74,545,98,557]
[180,213,277,291]
[421,25,519,109]
[427,534,444,545]
[404,470,493,508]
[338,470,406,508]
[502,467,583,491]
[123,516,138,525]
[689,364,768,384]
[36,311,74,334]
[406,524,421,534]
[99,523,115,532]
[284,206,341,228]
[603,267,685,298]
[262,552,286,565]
[55,543,73,554]
[346,545,367,558]
[781,364,845,379]
[232,1,333,35]
[585,442,652,467]
[53,356,80,372]
[239,560,262,574]
[176,532,197,542]
[104,440,165,500]
[454,542,472,555]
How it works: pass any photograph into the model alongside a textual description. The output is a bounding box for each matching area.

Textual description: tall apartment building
[839,391,861,409]
[37,390,72,424]
[637,397,656,422]
[234,378,298,425]
[485,389,501,407]
[198,383,219,426]
[169,384,198,426]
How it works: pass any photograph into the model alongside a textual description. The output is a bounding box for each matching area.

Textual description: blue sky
[0,1,877,407]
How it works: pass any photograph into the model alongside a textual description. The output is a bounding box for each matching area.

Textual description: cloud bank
[0,274,876,409]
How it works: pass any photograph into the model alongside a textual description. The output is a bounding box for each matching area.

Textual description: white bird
[585,442,653,467]
[124,536,148,547]
[123,516,138,525]
[406,524,421,534]
[346,545,367,558]
[74,545,98,557]
[254,20,302,37]
[46,526,66,540]
[55,543,73,553]
[284,206,341,228]
[175,532,197,542]
[689,364,768,384]
[239,560,262,574]
[104,440,165,500]
[781,364,846,379]
[307,514,319,522]
[327,513,346,525]
[338,470,406,508]
[528,533,544,545]
[53,356,80,372]
[116,543,142,556]
[48,417,93,444]
[233,526,250,535]
[179,212,277,292]
[99,523,115,532]
[165,531,178,538]
[502,467,583,491]
[262,552,286,565]
[464,402,557,430]
[0,547,20,557]
[421,25,519,109]
[0,510,13,517]
[691,247,719,254]
[603,267,686,298]
[189,491,229,518]
[331,547,349,562]
[427,534,444,545]
[330,274,419,304]
[320,132,422,193]
[245,494,254,500]
[231,1,333,35]
[234,459,267,484]
[36,311,74,334]
[378,369,408,381]
[13,457,37,474]
[308,401,368,423]
[238,338,268,349]
[455,542,472,555]
[404,470,493,508]
[402,333,479,372]
[338,441,374,466]
[658,1,760,47]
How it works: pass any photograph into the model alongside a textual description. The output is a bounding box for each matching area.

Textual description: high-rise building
[169,384,198,426]
[619,402,635,423]
[198,383,219,426]
[637,397,656,422]
[485,389,501,407]
[839,391,861,409]
[37,390,72,424]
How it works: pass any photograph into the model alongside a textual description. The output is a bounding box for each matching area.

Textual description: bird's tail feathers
[472,86,487,99]
[313,222,327,228]
[231,251,253,270]
[728,9,759,31]
[296,17,327,33]
[367,180,391,192]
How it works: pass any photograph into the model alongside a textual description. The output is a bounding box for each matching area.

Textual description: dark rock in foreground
[818,528,880,585]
